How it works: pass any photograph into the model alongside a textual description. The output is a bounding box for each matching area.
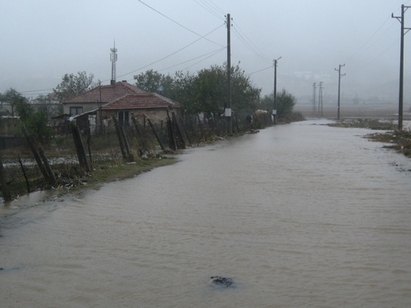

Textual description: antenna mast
[110,41,118,85]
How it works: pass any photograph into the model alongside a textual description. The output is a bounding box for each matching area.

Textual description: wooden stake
[0,155,11,202]
[38,146,56,187]
[22,125,49,183]
[70,122,90,172]
[18,155,30,194]
[147,117,167,152]
[179,116,192,146]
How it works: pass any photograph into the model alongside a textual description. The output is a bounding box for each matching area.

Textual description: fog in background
[2,0,411,109]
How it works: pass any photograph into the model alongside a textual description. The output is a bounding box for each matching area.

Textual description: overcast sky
[2,0,411,105]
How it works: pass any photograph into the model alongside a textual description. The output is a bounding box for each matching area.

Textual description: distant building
[62,81,181,134]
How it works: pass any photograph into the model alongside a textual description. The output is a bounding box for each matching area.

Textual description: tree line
[0,63,298,145]
[133,63,296,122]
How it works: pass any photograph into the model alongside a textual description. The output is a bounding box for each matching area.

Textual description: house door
[118,111,130,126]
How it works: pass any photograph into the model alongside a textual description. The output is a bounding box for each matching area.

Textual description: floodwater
[1,120,411,308]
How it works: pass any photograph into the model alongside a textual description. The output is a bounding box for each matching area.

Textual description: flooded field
[1,119,411,307]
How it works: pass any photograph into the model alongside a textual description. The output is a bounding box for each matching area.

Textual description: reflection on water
[1,120,411,307]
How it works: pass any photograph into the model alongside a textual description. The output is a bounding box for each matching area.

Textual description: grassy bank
[1,154,177,203]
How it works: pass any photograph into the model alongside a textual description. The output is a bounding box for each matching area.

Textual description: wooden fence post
[179,116,192,146]
[197,114,205,143]
[172,112,185,149]
[113,116,127,159]
[18,155,30,194]
[22,125,50,184]
[121,126,133,160]
[0,155,11,202]
[147,117,167,152]
[167,111,177,151]
[70,122,90,172]
[38,146,57,187]
[113,117,133,161]
[132,117,151,155]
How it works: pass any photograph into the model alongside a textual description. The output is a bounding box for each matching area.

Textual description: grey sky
[1,0,410,104]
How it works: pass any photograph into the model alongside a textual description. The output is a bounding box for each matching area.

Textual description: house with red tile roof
[62,81,181,133]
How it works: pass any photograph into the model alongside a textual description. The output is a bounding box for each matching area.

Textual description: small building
[62,81,181,134]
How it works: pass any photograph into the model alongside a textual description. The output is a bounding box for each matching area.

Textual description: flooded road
[1,120,411,307]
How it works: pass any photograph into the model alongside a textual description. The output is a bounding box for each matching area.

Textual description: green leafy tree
[260,89,296,120]
[34,94,61,119]
[134,69,163,92]
[54,71,94,102]
[180,63,261,117]
[26,110,52,144]
[134,69,175,98]
[2,89,51,143]
[190,65,226,116]
[14,95,33,122]
[134,64,261,118]
[1,88,24,116]
[169,71,195,108]
[230,64,261,113]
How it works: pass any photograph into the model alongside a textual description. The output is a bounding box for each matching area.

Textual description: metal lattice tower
[110,41,118,85]
[312,82,317,116]
[318,82,324,117]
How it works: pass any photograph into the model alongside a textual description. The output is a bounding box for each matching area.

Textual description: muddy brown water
[1,119,411,307]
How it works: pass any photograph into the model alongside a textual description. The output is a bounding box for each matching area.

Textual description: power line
[361,38,399,67]
[344,17,392,64]
[232,22,271,64]
[204,0,225,15]
[344,3,408,65]
[21,88,54,94]
[16,24,226,95]
[194,0,224,20]
[114,24,225,81]
[179,48,226,71]
[158,47,226,72]
[248,65,272,76]
[138,0,223,47]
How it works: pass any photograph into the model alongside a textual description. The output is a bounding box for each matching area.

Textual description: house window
[118,111,130,126]
[70,107,83,116]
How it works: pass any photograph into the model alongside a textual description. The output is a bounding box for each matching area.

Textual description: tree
[34,94,61,119]
[134,69,175,98]
[190,65,226,116]
[230,64,261,114]
[134,69,164,93]
[260,89,296,120]
[134,64,261,118]
[170,70,195,109]
[2,89,52,143]
[14,95,33,122]
[181,63,261,117]
[1,88,24,116]
[26,110,52,144]
[53,71,94,102]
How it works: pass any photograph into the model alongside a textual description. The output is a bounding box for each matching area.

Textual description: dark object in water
[210,276,234,287]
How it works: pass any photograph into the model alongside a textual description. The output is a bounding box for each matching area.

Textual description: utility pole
[335,64,345,120]
[312,82,317,116]
[273,57,281,123]
[318,82,324,117]
[392,5,411,130]
[225,13,232,134]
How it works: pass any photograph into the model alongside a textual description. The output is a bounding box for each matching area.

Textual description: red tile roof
[101,93,180,111]
[62,81,148,104]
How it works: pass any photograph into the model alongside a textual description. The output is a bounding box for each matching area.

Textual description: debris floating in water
[210,276,234,287]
